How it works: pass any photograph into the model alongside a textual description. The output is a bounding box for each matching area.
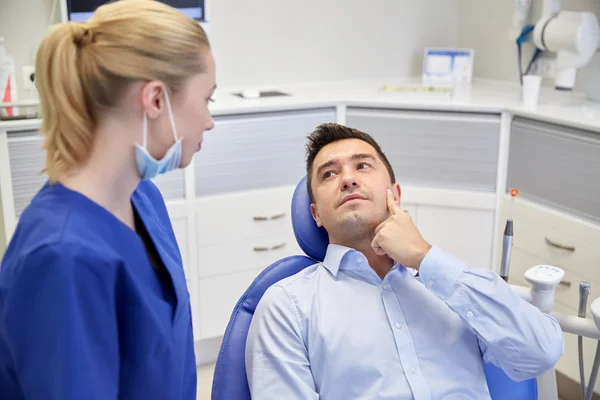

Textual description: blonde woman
[0,1,216,398]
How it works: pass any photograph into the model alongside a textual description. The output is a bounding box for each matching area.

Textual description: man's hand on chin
[371,189,432,270]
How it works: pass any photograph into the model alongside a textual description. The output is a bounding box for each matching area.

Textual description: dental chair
[211,176,538,400]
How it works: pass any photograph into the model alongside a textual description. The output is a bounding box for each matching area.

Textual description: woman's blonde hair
[35,0,211,181]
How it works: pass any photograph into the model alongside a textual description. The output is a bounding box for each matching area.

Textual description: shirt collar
[321,244,354,277]
[321,243,420,279]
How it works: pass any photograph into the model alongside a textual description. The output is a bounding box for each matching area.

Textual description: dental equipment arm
[532,10,600,90]
[508,280,600,400]
[587,298,600,400]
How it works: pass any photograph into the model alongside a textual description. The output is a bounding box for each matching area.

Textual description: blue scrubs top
[0,180,196,399]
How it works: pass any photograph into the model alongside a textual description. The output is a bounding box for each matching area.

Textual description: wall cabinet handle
[253,243,287,252]
[253,212,286,221]
[544,237,576,252]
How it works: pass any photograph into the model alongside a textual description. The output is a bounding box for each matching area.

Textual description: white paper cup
[522,75,542,108]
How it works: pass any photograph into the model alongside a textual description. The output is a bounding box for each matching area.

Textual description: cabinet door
[194,108,336,196]
[507,117,600,224]
[6,130,185,218]
[416,205,495,269]
[6,131,46,218]
[197,267,264,340]
[346,108,500,191]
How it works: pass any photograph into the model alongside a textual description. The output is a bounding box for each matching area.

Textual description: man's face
[309,138,401,244]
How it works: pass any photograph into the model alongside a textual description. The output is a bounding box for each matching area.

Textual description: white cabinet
[194,108,337,196]
[503,116,600,395]
[496,195,600,395]
[191,108,337,341]
[416,205,495,269]
[346,108,501,192]
[193,186,306,341]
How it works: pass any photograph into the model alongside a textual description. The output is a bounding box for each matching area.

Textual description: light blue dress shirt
[245,244,564,399]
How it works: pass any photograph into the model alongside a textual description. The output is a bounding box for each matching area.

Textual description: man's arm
[372,189,564,381]
[245,285,319,399]
[418,245,564,381]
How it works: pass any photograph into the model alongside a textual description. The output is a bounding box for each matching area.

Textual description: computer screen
[64,0,205,22]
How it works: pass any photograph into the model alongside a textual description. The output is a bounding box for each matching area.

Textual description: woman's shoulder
[3,185,133,273]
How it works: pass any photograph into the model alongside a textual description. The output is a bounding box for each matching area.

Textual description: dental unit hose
[578,281,591,399]
[584,342,600,400]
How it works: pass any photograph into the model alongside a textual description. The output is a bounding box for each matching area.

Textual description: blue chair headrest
[291,176,329,262]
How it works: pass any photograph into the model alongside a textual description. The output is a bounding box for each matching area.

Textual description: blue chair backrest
[212,176,537,400]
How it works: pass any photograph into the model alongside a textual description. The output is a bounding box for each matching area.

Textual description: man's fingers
[371,238,386,256]
[386,188,399,216]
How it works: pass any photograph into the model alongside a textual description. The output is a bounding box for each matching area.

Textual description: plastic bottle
[0,37,19,117]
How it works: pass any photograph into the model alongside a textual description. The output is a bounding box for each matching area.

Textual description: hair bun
[72,23,96,48]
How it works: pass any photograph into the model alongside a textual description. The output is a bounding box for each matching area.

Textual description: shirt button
[409,366,416,374]
[382,284,389,290]
[467,311,474,318]
[427,280,433,287]
[356,258,362,263]
[395,322,402,329]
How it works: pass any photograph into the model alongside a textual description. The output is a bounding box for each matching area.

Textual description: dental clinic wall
[457,0,600,91]
[0,0,459,100]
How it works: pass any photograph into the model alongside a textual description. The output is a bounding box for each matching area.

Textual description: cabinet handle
[544,237,576,252]
[253,243,287,252]
[559,280,572,287]
[253,213,286,222]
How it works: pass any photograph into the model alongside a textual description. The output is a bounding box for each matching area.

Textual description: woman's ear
[140,81,166,120]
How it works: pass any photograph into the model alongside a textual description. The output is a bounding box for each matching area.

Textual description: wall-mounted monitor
[60,0,206,23]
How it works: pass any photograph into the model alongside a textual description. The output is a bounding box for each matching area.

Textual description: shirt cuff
[418,245,469,300]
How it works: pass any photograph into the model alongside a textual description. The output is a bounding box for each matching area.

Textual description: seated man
[245,123,564,399]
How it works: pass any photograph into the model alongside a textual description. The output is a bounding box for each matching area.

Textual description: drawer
[507,117,600,224]
[345,108,500,191]
[197,267,265,340]
[500,196,600,283]
[507,247,599,318]
[194,108,336,196]
[197,232,304,278]
[195,186,296,246]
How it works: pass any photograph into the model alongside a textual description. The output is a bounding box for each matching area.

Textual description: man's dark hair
[305,123,396,202]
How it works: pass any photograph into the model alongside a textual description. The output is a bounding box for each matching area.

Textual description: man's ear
[310,203,323,227]
[392,183,402,205]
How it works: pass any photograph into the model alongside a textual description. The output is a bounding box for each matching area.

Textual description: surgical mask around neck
[135,89,182,180]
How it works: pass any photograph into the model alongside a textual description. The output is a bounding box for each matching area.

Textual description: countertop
[3,77,600,133]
